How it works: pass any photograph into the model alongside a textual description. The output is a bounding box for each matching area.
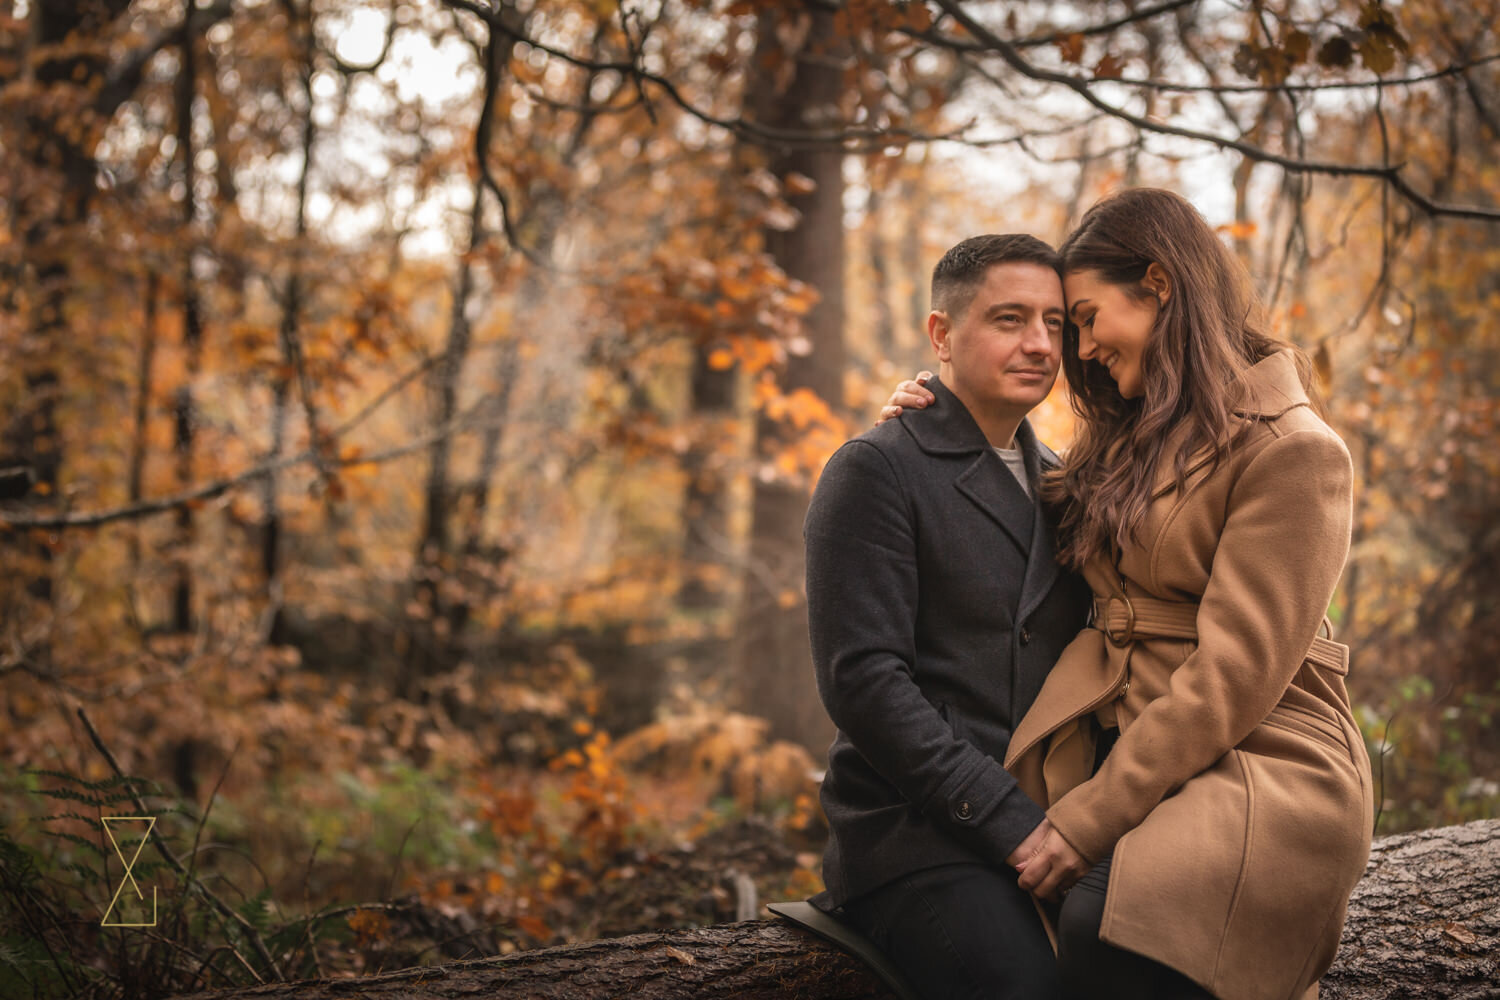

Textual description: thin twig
[74,707,284,982]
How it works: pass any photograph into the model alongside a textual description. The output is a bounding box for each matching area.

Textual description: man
[804,234,1092,999]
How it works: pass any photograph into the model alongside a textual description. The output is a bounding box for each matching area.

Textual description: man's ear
[1143,262,1172,306]
[927,310,952,361]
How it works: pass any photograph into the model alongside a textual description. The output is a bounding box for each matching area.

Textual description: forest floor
[363,814,821,972]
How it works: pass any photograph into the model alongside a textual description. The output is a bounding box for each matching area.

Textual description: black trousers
[1056,856,1217,1000]
[841,862,1060,1000]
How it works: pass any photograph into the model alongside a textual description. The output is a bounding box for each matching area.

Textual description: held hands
[876,371,936,425]
[1009,818,1090,901]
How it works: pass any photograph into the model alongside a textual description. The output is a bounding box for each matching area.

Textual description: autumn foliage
[1,1,1497,996]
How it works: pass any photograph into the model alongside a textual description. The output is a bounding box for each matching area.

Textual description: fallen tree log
[176,818,1499,1000]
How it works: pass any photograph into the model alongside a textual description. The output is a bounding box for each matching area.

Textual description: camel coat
[1006,351,1373,1000]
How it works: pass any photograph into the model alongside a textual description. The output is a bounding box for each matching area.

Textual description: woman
[881,188,1372,1000]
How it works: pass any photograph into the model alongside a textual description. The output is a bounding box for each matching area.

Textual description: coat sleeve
[1046,426,1354,863]
[805,439,1046,863]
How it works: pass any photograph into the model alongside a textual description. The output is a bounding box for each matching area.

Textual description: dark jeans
[1056,856,1217,1000]
[841,862,1060,1000]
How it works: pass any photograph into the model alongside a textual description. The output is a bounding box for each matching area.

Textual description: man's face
[929,261,1065,425]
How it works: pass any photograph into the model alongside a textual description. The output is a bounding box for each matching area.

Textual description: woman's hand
[876,371,936,424]
[1013,819,1090,901]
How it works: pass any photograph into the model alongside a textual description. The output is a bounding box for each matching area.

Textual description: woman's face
[1063,268,1164,400]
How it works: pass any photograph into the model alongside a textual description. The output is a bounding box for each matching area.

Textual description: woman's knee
[1056,876,1109,964]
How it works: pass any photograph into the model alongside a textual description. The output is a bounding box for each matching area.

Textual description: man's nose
[1021,317,1052,354]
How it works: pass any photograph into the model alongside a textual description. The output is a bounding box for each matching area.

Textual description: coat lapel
[1016,421,1061,621]
[904,377,1036,558]
[954,453,1033,557]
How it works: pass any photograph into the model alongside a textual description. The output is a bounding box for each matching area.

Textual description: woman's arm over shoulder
[1044,425,1354,862]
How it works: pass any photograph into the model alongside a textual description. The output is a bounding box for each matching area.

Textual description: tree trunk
[261,0,320,648]
[128,269,160,591]
[170,14,203,636]
[734,3,847,753]
[2,0,133,613]
[866,182,896,363]
[899,157,928,353]
[1319,818,1500,999]
[446,6,606,641]
[168,819,1500,1000]
[676,343,737,612]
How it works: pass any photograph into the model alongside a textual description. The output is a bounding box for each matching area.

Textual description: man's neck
[938,366,1025,450]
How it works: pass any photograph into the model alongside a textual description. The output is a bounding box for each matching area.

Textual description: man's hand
[1012,819,1090,900]
[1004,820,1048,871]
[877,371,936,424]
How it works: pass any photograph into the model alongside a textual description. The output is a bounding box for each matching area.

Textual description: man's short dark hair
[931,234,1061,319]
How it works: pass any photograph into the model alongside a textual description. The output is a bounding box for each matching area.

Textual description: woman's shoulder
[1230,350,1347,451]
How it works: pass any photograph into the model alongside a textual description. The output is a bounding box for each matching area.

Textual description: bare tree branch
[930,0,1500,222]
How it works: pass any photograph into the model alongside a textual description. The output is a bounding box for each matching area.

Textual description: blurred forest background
[2,0,1497,995]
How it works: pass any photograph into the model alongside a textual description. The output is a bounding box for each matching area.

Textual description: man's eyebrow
[1068,298,1092,320]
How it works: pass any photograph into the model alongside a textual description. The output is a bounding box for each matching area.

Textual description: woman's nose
[1077,326,1096,359]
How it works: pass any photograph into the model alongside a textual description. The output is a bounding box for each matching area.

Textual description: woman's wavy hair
[1041,187,1317,569]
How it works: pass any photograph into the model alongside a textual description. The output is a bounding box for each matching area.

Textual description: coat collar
[903,375,1062,472]
[903,375,1062,566]
[1146,349,1311,502]
[902,374,993,455]
[1231,349,1310,419]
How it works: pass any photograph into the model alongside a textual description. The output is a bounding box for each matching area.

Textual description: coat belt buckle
[1104,594,1136,647]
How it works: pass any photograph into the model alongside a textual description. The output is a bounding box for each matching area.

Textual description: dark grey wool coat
[805,375,1091,907]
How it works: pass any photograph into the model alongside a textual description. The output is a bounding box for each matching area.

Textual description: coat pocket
[1252,701,1360,770]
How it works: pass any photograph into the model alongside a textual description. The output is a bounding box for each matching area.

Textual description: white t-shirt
[994,444,1032,499]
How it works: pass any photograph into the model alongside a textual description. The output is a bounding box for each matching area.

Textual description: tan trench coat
[1006,350,1373,1000]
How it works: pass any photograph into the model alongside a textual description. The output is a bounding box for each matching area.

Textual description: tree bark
[169,819,1500,1000]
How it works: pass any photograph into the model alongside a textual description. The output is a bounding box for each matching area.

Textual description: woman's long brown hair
[1042,188,1313,570]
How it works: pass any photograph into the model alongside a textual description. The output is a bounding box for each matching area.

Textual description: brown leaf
[1094,53,1125,80]
[1282,29,1311,65]
[1358,34,1396,75]
[1233,42,1264,80]
[1317,35,1354,69]
[1057,33,1085,65]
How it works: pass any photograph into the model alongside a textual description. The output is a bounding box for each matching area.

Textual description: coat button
[1019,624,1031,646]
[1119,679,1131,697]
[955,800,973,821]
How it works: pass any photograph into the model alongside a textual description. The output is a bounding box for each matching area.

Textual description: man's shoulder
[847,415,917,452]
[830,416,937,474]
[813,419,934,506]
